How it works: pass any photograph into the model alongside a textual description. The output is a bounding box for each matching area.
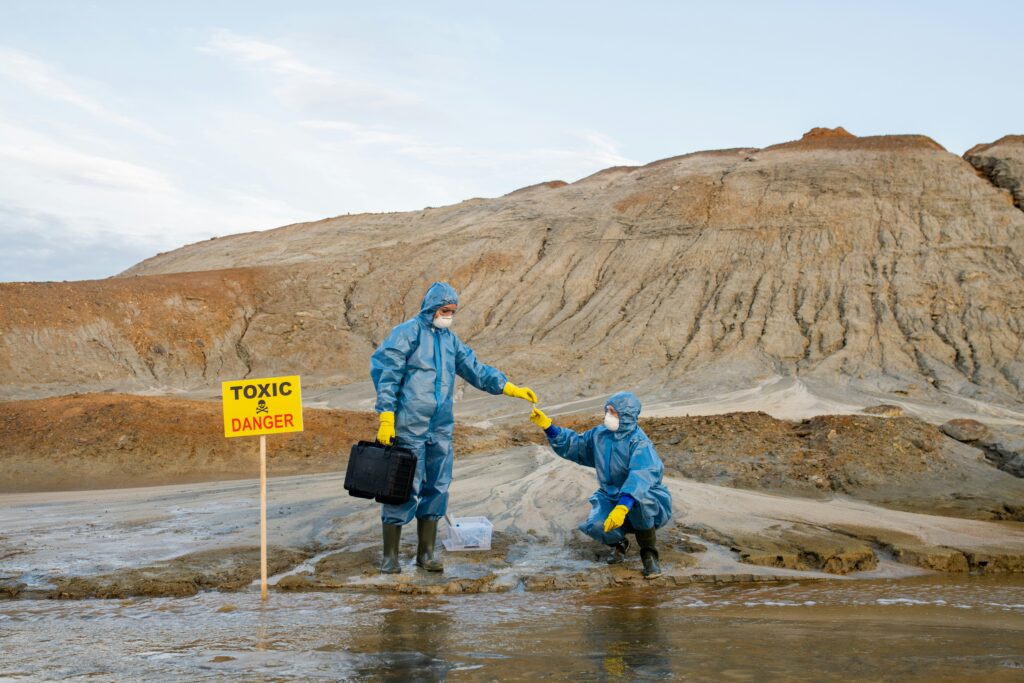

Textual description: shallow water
[3,577,1023,681]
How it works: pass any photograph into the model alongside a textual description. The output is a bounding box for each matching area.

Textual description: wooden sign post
[222,375,304,601]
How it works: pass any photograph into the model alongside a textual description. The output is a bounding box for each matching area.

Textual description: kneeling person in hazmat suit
[530,392,672,578]
[371,282,538,574]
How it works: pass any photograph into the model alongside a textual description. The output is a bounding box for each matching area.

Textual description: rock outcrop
[965,135,1024,210]
[940,418,1024,479]
[940,418,991,442]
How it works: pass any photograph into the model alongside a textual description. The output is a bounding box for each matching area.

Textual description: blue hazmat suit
[370,282,508,525]
[546,392,673,545]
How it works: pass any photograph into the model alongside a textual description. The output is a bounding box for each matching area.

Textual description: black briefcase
[344,441,417,505]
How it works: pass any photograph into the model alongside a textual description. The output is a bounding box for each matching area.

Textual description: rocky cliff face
[2,128,1023,406]
[965,135,1024,210]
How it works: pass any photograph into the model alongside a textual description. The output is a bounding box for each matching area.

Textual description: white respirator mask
[603,411,620,432]
[433,314,454,329]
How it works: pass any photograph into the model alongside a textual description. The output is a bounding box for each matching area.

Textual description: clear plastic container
[441,516,493,551]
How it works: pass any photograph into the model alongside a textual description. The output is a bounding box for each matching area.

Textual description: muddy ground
[3,446,1023,601]
[3,391,1024,603]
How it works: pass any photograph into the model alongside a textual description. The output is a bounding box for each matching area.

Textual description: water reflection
[585,594,674,681]
[353,601,455,681]
[1,578,1023,680]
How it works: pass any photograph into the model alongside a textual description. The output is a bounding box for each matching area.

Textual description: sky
[1,1,1021,282]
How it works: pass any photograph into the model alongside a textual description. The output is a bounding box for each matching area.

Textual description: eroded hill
[2,128,1023,409]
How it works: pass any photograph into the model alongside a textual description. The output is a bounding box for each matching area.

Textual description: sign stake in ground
[260,433,267,600]
[222,375,304,601]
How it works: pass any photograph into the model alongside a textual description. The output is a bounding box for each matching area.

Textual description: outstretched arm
[531,407,597,468]
[454,336,537,402]
[453,337,508,395]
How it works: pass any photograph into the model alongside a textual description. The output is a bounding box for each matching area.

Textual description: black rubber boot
[606,538,629,564]
[635,528,662,578]
[380,523,402,574]
[416,518,444,572]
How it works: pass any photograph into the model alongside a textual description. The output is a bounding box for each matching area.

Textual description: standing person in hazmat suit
[370,282,539,574]
[528,392,672,577]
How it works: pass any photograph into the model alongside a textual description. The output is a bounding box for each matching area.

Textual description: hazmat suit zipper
[604,439,614,494]
[430,327,443,432]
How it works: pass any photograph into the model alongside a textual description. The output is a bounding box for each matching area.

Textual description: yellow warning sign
[222,375,303,438]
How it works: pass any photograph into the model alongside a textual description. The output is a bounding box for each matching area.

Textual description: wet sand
[3,446,1024,601]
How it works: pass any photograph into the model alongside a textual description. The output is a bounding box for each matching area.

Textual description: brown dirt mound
[0,393,512,492]
[964,134,1024,156]
[764,127,945,153]
[613,191,657,213]
[545,411,1024,521]
[649,412,944,488]
[0,266,263,331]
[504,179,568,196]
[802,126,856,140]
[0,266,274,397]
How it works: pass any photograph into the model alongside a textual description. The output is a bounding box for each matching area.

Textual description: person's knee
[382,505,416,526]
[416,490,449,518]
[418,468,451,495]
[580,518,621,544]
[626,497,669,531]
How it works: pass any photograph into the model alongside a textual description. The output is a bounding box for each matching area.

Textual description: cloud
[297,119,417,146]
[201,29,423,112]
[0,34,640,282]
[0,120,174,193]
[0,48,162,138]
[203,30,331,80]
[0,204,155,282]
[571,129,640,167]
[0,180,313,282]
[0,114,314,282]
[299,118,639,177]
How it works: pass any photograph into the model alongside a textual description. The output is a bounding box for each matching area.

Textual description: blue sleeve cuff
[618,494,635,510]
[544,425,560,439]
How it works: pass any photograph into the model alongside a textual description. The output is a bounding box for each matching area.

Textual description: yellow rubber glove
[603,504,630,533]
[376,411,396,446]
[503,381,538,403]
[530,407,552,430]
